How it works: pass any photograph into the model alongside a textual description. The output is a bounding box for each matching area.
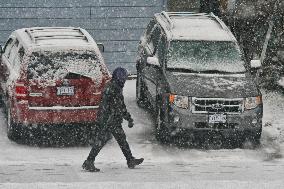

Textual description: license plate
[209,114,227,123]
[57,86,74,96]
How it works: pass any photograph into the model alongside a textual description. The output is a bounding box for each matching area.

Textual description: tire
[0,94,4,107]
[136,73,147,108]
[7,107,20,141]
[251,127,262,145]
[242,128,262,148]
[155,104,170,143]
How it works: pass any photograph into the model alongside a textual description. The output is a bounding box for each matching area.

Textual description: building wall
[167,0,200,12]
[0,0,167,74]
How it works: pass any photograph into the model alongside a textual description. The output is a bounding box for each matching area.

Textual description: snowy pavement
[0,80,284,188]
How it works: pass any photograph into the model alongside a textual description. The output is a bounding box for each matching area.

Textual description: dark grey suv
[136,12,263,144]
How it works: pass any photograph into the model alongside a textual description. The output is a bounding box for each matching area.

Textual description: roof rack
[34,36,87,41]
[25,29,36,43]
[160,11,213,29]
[159,11,228,31]
[25,27,89,44]
[161,11,174,29]
[167,12,210,17]
[208,12,228,30]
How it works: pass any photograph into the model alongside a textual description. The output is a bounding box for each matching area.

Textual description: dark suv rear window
[27,50,103,82]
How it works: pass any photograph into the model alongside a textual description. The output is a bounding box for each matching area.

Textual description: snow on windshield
[27,50,103,86]
[167,41,246,73]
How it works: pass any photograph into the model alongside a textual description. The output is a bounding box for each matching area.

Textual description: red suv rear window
[27,50,103,83]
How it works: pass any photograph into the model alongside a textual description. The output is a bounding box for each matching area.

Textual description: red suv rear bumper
[12,102,99,125]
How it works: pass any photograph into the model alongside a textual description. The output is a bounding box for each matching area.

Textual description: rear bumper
[12,102,99,125]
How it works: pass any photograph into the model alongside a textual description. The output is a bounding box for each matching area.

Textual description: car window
[3,38,14,57]
[145,19,156,37]
[156,34,167,65]
[147,26,161,55]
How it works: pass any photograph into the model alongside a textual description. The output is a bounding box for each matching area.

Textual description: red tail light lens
[15,82,28,101]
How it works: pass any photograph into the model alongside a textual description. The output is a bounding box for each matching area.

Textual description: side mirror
[147,56,159,66]
[250,59,261,69]
[97,43,105,53]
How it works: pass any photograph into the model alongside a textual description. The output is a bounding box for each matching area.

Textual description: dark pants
[87,124,133,162]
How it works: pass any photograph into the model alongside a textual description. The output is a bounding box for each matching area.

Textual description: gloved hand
[128,118,134,128]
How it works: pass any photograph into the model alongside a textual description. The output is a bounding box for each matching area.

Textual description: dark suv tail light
[15,81,28,101]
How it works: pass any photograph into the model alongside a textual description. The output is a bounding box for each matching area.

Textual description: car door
[143,25,162,109]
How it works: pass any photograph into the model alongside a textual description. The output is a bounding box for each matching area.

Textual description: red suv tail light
[15,81,28,101]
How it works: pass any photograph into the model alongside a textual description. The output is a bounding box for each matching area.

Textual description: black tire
[7,107,21,141]
[136,73,147,108]
[0,94,4,107]
[241,128,262,148]
[251,128,262,145]
[155,104,171,143]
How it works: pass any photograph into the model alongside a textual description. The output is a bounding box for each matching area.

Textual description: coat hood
[112,67,128,88]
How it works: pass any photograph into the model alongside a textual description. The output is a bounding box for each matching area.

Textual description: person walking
[82,67,144,172]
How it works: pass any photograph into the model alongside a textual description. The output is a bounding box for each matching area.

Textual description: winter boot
[127,158,144,169]
[82,160,100,172]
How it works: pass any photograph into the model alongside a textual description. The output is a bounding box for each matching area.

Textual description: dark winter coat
[95,79,132,131]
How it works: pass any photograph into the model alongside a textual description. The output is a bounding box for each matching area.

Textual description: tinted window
[3,38,14,57]
[157,35,167,63]
[147,26,161,54]
[167,41,246,73]
[145,19,156,37]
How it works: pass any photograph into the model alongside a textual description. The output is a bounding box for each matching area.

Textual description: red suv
[0,27,110,141]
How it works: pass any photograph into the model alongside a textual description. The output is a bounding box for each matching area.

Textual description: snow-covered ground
[0,80,284,189]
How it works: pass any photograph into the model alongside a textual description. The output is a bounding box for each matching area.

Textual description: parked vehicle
[0,27,110,141]
[136,12,263,145]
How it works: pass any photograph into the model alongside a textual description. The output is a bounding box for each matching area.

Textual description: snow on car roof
[13,27,96,49]
[170,17,233,41]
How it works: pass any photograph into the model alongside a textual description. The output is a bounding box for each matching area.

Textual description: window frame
[3,38,14,58]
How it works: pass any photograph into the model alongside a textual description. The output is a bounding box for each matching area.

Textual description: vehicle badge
[63,79,69,86]
[212,103,223,110]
